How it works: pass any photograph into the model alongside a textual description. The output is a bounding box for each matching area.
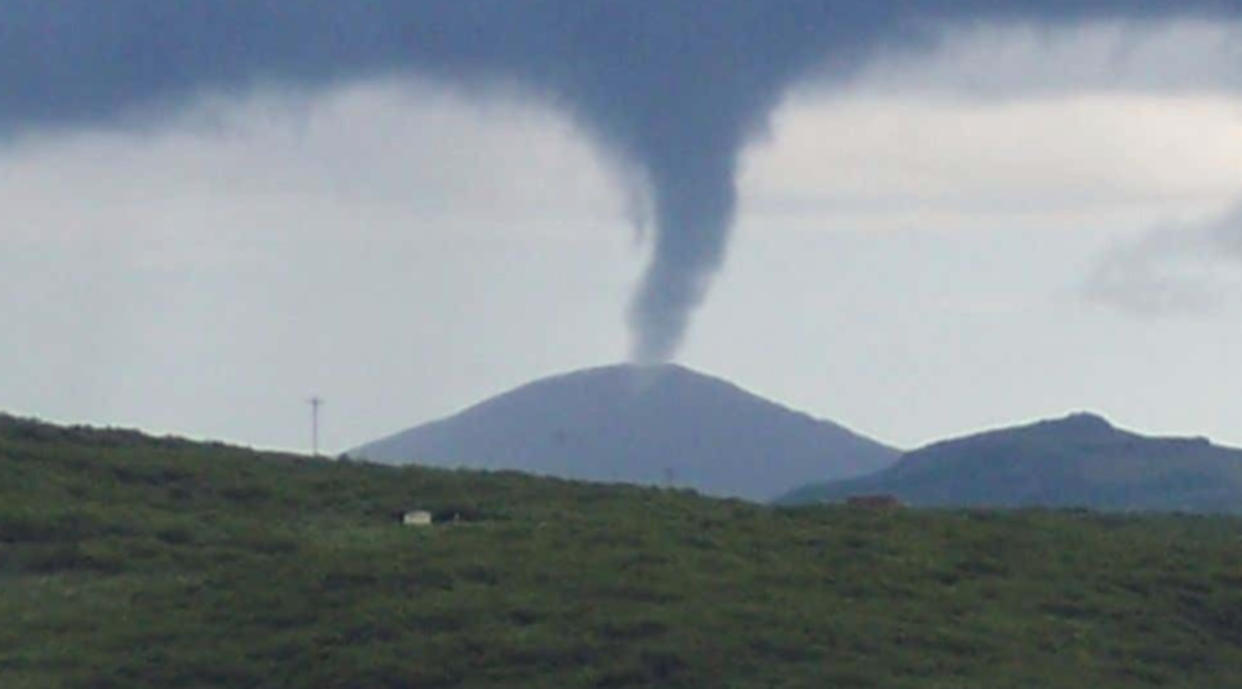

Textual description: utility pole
[309,396,323,457]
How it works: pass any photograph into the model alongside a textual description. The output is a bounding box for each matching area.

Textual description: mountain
[349,364,898,501]
[778,412,1242,512]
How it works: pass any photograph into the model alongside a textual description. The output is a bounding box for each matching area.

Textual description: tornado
[1,1,1239,361]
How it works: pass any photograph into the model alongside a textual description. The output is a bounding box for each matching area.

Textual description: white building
[402,510,433,526]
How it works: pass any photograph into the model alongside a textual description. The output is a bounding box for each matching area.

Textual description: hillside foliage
[3,414,1242,688]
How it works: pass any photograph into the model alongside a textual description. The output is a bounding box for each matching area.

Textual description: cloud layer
[4,1,1242,360]
[1085,203,1242,315]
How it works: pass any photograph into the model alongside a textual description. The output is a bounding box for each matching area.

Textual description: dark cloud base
[4,0,1240,360]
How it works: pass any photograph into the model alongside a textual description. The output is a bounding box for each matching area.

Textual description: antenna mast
[309,396,323,457]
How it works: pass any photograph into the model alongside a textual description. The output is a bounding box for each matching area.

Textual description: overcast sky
[3,8,1242,453]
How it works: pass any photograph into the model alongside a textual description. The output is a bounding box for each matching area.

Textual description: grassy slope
[3,414,1242,689]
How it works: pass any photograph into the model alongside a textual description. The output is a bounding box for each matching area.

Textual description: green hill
[779,413,1242,513]
[4,413,1242,688]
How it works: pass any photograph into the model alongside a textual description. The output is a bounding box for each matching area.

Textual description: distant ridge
[350,364,898,500]
[778,412,1242,513]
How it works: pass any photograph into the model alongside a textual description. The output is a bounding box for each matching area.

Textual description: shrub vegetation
[3,413,1242,688]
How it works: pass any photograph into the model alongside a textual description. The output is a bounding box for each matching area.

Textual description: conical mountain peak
[351,364,898,501]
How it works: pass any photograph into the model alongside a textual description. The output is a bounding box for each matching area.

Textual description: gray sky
[3,11,1242,453]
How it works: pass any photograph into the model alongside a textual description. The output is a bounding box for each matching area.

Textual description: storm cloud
[4,1,1241,361]
[1085,203,1242,316]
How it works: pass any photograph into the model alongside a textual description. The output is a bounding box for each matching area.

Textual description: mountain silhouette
[778,412,1242,513]
[350,364,898,500]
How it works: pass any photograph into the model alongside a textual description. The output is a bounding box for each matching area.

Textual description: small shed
[401,510,433,526]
